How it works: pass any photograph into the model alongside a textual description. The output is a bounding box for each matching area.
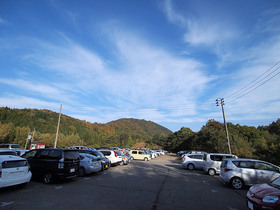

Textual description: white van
[202,153,237,175]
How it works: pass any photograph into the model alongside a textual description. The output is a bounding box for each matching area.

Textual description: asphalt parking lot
[0,154,248,210]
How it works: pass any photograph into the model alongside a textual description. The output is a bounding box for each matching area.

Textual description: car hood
[251,183,280,197]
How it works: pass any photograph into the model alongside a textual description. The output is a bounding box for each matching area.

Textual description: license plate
[70,168,75,173]
[247,201,254,210]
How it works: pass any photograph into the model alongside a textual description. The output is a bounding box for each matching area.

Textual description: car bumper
[0,171,32,188]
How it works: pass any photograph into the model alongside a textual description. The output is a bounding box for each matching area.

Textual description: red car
[247,176,280,209]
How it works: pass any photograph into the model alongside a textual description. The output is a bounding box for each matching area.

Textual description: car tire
[79,167,86,177]
[187,164,195,170]
[119,161,124,166]
[144,157,148,161]
[43,172,53,184]
[208,169,215,176]
[231,177,244,189]
[131,156,134,160]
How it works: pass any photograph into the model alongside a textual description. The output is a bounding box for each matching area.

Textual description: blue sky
[0,0,280,132]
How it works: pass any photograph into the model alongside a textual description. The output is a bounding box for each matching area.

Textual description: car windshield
[64,151,80,160]
[271,177,280,188]
[93,151,105,158]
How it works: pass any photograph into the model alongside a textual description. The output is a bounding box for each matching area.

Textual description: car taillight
[58,159,64,169]
[114,151,117,157]
[224,168,232,172]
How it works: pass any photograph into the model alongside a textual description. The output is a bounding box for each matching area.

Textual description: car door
[237,161,257,185]
[192,155,204,168]
[254,161,280,183]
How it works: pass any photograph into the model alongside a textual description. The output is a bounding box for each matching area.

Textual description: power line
[226,60,280,104]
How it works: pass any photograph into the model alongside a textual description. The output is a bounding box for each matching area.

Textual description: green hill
[0,107,172,148]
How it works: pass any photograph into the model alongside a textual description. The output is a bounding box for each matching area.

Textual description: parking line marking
[55,186,63,189]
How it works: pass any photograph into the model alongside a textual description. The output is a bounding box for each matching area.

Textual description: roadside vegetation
[0,107,279,165]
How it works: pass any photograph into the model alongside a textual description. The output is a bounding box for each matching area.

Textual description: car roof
[0,155,26,162]
[206,153,237,156]
[224,158,279,165]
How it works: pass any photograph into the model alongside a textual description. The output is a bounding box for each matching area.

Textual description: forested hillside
[161,119,280,165]
[0,107,172,149]
[1,107,279,165]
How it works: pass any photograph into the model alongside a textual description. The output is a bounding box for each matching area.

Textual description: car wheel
[43,172,53,184]
[131,156,134,160]
[208,169,215,176]
[144,157,148,161]
[187,164,195,170]
[231,177,244,189]
[79,167,86,177]
[119,161,124,166]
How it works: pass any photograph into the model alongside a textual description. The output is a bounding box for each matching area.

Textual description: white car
[182,154,204,170]
[0,155,32,188]
[98,150,123,166]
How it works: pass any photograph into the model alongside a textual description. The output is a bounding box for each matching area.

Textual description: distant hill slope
[0,107,172,147]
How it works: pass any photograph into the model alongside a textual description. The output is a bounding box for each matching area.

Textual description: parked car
[87,150,111,170]
[0,150,18,156]
[129,150,151,161]
[98,150,122,166]
[78,153,102,176]
[202,153,237,176]
[115,150,129,165]
[75,149,110,170]
[220,158,280,189]
[246,176,280,209]
[0,144,21,150]
[0,155,32,188]
[182,154,204,170]
[22,149,80,184]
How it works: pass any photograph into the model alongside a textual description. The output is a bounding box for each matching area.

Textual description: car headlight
[101,160,105,164]
[263,196,279,203]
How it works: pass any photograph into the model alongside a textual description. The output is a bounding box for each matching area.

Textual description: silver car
[220,158,280,189]
[182,154,204,170]
[79,153,102,176]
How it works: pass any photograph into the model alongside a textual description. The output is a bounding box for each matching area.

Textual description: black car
[76,149,111,170]
[22,148,80,184]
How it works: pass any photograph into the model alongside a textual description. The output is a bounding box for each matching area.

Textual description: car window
[139,151,144,154]
[93,151,105,158]
[2,160,28,168]
[11,144,21,149]
[0,151,17,155]
[64,151,79,160]
[132,151,137,154]
[37,150,50,159]
[221,160,228,168]
[23,150,37,159]
[49,150,62,159]
[210,155,223,161]
[255,162,279,171]
[234,161,255,169]
[193,155,203,160]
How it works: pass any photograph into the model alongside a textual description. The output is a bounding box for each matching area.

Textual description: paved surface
[0,154,248,210]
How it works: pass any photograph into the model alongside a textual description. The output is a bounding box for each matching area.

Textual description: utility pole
[216,98,231,154]
[54,104,62,148]
[24,130,31,150]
